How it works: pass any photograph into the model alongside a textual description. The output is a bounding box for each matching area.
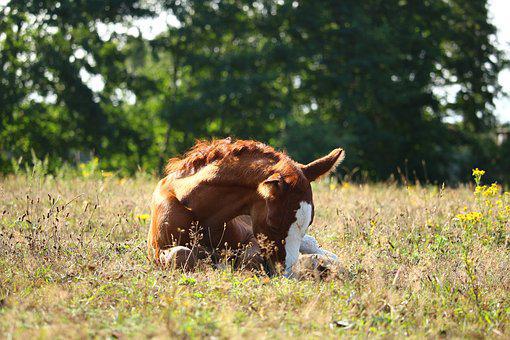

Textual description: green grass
[1,173,509,338]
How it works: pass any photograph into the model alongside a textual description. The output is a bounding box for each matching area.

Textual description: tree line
[1,0,508,183]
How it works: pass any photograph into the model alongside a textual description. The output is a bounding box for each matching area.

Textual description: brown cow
[148,138,344,275]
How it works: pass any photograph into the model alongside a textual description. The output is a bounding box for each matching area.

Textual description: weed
[0,169,508,338]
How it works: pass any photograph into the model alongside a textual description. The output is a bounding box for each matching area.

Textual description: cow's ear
[301,148,345,182]
[258,173,284,199]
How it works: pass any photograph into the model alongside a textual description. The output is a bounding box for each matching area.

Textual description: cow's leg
[206,215,264,271]
[159,246,198,271]
[299,234,338,261]
[148,180,198,265]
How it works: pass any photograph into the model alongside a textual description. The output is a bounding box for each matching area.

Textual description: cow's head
[256,148,345,273]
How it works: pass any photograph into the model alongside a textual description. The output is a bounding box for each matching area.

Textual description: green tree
[1,0,507,182]
[0,0,152,172]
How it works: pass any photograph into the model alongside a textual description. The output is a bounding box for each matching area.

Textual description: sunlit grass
[0,170,509,338]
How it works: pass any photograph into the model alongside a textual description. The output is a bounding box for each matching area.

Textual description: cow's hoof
[291,254,342,280]
[159,246,197,271]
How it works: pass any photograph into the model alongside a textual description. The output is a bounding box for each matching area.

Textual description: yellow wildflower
[455,211,483,223]
[102,171,114,178]
[135,213,150,221]
[472,168,485,177]
[482,183,500,197]
[474,185,486,195]
[472,168,485,186]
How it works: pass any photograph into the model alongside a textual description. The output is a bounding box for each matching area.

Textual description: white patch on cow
[300,234,339,261]
[284,201,312,274]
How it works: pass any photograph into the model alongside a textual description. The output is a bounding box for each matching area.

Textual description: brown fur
[165,138,283,178]
[150,138,344,272]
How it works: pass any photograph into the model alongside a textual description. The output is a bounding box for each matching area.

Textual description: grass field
[1,169,509,338]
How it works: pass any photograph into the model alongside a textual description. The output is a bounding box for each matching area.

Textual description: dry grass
[1,171,509,338]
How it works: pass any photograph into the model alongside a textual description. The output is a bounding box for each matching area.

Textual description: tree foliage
[0,0,507,182]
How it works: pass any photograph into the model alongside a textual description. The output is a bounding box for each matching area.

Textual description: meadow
[1,164,509,338]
